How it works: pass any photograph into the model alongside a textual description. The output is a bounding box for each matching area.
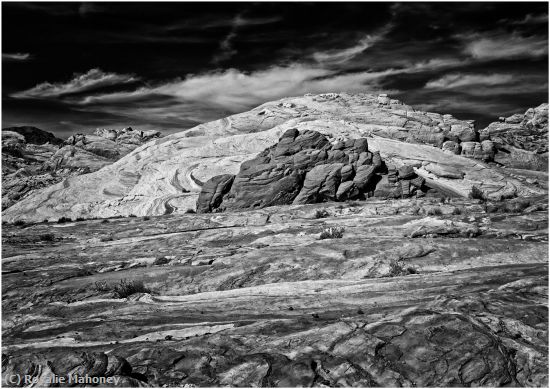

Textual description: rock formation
[197,129,433,213]
[1,93,548,387]
[479,104,548,171]
[3,93,546,223]
[1,126,161,210]
[2,126,64,146]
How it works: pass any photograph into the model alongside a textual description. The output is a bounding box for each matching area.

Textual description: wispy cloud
[509,13,549,25]
[425,73,515,89]
[312,24,393,65]
[211,14,282,64]
[11,68,139,99]
[462,32,548,60]
[2,52,31,61]
[424,72,548,98]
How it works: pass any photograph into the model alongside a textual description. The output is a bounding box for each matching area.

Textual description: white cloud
[425,73,515,89]
[2,52,31,61]
[74,56,468,113]
[463,32,548,60]
[510,13,548,25]
[312,25,393,65]
[11,68,139,99]
[73,65,404,112]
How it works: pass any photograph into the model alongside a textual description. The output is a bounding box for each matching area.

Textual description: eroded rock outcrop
[197,129,435,212]
[480,104,548,171]
[2,126,161,210]
[3,93,546,222]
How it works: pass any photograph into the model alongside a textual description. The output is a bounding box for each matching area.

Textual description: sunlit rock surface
[2,197,548,386]
[3,93,546,223]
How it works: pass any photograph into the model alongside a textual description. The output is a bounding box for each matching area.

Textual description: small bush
[42,219,49,223]
[39,233,55,242]
[452,207,462,215]
[470,186,486,201]
[314,209,330,219]
[13,220,26,226]
[427,207,443,216]
[153,256,171,266]
[101,219,110,223]
[129,214,137,218]
[319,226,345,239]
[112,279,151,298]
[94,280,110,292]
[387,260,417,277]
[57,216,72,223]
[185,209,196,214]
[143,216,151,221]
[76,217,85,222]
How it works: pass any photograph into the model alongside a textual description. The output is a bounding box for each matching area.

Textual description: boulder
[340,164,354,182]
[353,165,377,191]
[196,174,235,213]
[398,165,415,179]
[442,140,461,155]
[449,124,477,142]
[461,142,483,159]
[480,140,495,161]
[336,181,359,201]
[293,163,344,204]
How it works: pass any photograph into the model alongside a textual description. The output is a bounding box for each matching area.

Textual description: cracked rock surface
[2,197,547,387]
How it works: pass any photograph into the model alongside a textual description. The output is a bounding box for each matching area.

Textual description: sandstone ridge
[3,93,546,222]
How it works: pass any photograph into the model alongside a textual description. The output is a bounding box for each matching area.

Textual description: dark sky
[2,2,548,137]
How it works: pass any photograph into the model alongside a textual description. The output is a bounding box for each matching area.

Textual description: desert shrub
[94,280,110,292]
[112,279,151,298]
[470,186,486,201]
[39,233,55,242]
[427,207,443,216]
[57,216,72,223]
[314,209,330,219]
[42,219,49,223]
[387,260,417,277]
[76,217,85,222]
[13,220,26,226]
[101,219,110,223]
[143,216,151,221]
[319,226,345,239]
[452,207,462,215]
[153,256,171,266]
[129,214,137,218]
[410,206,421,215]
[185,209,196,214]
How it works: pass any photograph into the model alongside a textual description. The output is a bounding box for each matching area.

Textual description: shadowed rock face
[2,197,548,386]
[197,129,434,212]
[2,126,64,146]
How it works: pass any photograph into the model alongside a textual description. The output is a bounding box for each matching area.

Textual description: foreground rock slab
[2,198,548,386]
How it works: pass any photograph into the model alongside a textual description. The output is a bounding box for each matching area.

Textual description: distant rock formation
[2,126,64,145]
[1,126,161,210]
[479,104,548,171]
